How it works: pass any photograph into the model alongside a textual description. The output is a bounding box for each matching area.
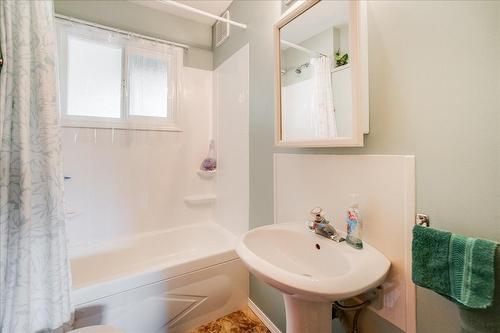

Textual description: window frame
[57,20,182,132]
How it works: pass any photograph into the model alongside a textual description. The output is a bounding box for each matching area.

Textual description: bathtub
[70,222,249,333]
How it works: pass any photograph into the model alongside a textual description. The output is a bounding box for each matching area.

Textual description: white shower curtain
[310,56,338,139]
[0,1,73,332]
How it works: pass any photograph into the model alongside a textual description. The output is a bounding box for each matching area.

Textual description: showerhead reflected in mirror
[275,0,367,147]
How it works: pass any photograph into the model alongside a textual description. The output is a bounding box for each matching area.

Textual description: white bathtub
[70,222,249,333]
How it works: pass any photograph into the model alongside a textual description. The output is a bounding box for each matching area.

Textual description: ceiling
[129,0,234,25]
[281,1,349,45]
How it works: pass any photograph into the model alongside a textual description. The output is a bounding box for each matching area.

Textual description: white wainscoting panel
[274,154,416,333]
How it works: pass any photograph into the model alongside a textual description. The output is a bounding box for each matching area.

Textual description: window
[57,20,181,131]
[66,37,123,119]
[128,53,168,118]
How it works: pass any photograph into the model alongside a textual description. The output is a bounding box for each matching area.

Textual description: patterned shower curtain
[0,1,73,332]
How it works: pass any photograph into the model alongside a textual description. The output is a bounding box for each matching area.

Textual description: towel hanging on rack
[412,225,498,309]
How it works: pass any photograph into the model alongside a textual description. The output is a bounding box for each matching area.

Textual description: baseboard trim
[248,299,282,333]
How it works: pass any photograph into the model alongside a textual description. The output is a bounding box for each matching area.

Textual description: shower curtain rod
[281,40,327,57]
[54,14,190,50]
[158,0,247,29]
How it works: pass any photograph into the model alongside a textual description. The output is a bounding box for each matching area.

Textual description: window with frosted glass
[128,54,169,118]
[66,37,122,118]
[57,19,180,130]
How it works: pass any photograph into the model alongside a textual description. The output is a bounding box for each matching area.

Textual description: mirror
[275,0,367,147]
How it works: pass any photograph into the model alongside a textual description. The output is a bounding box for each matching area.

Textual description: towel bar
[416,214,430,227]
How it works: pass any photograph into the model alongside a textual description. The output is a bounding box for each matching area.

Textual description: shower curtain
[0,1,73,332]
[310,56,338,139]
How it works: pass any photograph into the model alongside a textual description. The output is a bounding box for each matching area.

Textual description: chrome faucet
[306,207,344,242]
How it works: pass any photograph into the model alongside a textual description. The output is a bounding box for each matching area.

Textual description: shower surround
[61,47,250,332]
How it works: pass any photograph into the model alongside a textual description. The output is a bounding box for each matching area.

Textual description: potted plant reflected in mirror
[335,49,349,67]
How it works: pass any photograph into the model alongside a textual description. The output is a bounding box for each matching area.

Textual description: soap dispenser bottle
[346,194,363,249]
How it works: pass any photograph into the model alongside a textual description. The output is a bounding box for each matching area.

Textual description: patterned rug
[189,308,270,333]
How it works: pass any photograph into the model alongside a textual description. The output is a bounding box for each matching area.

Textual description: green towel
[412,225,498,309]
[459,247,500,333]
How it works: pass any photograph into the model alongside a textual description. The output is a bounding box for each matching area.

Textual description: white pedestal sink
[236,222,390,333]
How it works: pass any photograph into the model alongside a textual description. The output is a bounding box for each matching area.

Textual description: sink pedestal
[283,295,332,333]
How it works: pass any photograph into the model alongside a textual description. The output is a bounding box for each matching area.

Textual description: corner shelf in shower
[332,64,350,73]
[196,169,217,179]
[184,194,217,205]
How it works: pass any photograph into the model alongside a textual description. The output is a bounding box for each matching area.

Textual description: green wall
[54,0,213,70]
[214,1,500,332]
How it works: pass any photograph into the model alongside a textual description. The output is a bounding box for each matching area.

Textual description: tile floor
[189,307,270,333]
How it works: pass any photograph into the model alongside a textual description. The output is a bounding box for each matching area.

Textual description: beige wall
[54,0,213,70]
[214,1,500,332]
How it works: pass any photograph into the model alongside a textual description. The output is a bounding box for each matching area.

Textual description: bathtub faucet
[306,207,344,242]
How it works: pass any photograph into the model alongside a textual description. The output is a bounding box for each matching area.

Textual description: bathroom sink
[236,221,390,301]
[236,222,390,333]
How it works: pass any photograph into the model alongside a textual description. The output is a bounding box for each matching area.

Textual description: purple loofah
[201,158,216,171]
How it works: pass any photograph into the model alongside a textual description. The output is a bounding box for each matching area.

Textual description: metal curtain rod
[54,14,190,50]
[281,40,327,57]
[159,0,247,29]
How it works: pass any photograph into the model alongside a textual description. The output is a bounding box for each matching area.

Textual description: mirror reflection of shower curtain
[310,56,337,139]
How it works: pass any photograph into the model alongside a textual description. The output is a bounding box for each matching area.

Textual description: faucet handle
[310,207,325,222]
[305,220,315,230]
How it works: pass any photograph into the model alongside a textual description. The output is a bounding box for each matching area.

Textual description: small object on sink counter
[345,194,363,249]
